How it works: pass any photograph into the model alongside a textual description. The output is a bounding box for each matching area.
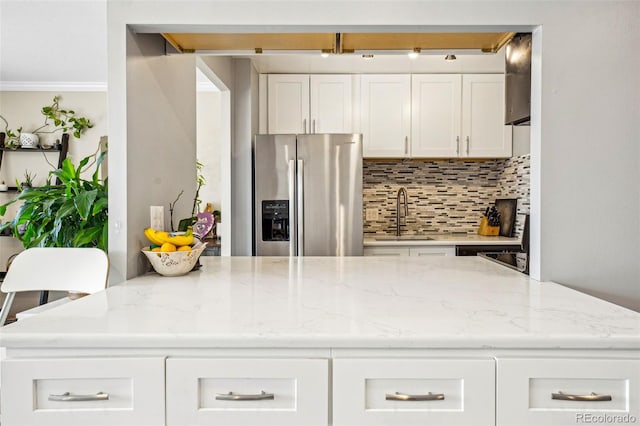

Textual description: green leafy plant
[0,150,108,251]
[35,96,93,138]
[0,95,93,143]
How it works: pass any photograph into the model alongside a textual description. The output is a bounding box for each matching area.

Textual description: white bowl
[141,240,206,277]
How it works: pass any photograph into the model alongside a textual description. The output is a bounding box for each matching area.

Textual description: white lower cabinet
[364,245,455,256]
[333,358,495,426]
[496,357,640,426]
[166,358,328,426]
[1,357,165,426]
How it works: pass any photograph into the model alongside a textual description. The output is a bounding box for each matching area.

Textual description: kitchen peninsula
[1,256,639,426]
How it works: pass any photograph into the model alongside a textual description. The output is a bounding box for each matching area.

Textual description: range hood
[161,32,515,55]
[505,33,532,125]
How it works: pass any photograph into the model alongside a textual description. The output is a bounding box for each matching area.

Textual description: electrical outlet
[365,208,379,221]
[150,206,165,230]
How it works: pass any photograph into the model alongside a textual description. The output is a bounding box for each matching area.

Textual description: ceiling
[162,32,515,55]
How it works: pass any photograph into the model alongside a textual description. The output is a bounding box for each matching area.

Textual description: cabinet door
[334,358,495,426]
[360,75,411,158]
[1,357,165,426]
[268,74,310,134]
[497,357,640,426]
[310,75,353,133]
[409,246,455,256]
[411,74,462,157]
[166,358,328,426]
[461,74,512,158]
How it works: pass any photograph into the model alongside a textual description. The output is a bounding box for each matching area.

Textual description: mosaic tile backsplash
[363,154,530,238]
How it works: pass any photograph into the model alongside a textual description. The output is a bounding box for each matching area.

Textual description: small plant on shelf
[19,170,36,189]
[0,95,93,148]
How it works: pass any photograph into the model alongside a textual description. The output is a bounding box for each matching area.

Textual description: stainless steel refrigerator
[253,134,363,256]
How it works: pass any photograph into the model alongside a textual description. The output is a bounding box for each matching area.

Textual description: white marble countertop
[364,234,521,246]
[1,256,638,350]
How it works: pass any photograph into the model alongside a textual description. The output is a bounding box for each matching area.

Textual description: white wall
[196,90,222,214]
[107,1,640,311]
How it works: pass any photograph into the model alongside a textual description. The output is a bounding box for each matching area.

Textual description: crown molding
[0,81,107,92]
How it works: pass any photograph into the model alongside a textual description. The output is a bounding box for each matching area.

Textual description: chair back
[1,248,109,294]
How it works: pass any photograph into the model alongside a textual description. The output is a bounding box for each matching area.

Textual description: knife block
[478,217,500,236]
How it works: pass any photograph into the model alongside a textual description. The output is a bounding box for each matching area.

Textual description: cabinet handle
[552,391,612,402]
[385,391,445,401]
[303,118,307,134]
[48,391,109,402]
[466,136,470,155]
[313,119,316,134]
[456,136,460,155]
[404,136,409,155]
[216,390,275,401]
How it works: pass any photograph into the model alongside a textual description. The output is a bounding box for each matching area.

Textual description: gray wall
[124,31,197,278]
[108,1,640,311]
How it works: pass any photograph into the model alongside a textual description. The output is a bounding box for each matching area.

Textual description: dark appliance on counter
[253,133,363,256]
[505,33,532,125]
[478,214,530,274]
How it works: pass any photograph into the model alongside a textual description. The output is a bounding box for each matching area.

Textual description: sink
[373,235,434,241]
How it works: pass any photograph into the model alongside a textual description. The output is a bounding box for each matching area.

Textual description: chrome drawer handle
[216,390,274,401]
[48,391,109,402]
[386,391,445,401]
[552,391,612,402]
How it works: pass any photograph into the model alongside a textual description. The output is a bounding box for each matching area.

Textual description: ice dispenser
[261,200,289,241]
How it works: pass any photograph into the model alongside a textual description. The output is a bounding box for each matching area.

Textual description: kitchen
[0,2,639,425]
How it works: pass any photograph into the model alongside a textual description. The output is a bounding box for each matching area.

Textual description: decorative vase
[19,133,39,149]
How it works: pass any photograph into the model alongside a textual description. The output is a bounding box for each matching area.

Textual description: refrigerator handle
[288,160,297,256]
[297,159,305,256]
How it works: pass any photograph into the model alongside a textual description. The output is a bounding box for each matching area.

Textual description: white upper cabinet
[267,74,353,134]
[462,74,512,158]
[360,74,411,158]
[268,74,310,134]
[411,74,462,157]
[412,74,512,159]
[309,75,353,133]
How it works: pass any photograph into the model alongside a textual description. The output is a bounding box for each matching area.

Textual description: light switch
[365,208,379,221]
[150,206,164,230]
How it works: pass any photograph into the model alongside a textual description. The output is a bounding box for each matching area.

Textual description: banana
[144,227,165,246]
[144,227,194,247]
[164,230,194,247]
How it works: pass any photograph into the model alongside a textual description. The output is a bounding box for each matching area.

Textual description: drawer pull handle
[386,391,445,401]
[552,391,612,402]
[216,390,274,401]
[48,392,109,402]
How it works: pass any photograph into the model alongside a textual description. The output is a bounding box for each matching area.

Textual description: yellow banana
[144,228,164,246]
[164,230,193,247]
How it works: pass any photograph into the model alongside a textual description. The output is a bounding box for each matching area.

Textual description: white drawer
[166,358,328,426]
[333,358,495,426]
[497,357,640,426]
[1,357,165,426]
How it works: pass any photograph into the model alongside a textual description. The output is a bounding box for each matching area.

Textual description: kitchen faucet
[396,187,408,237]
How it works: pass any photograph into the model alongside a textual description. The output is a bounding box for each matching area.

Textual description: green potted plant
[0,95,93,149]
[19,170,36,189]
[0,149,108,251]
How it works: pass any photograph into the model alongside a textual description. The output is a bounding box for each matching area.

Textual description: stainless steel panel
[297,134,363,256]
[253,135,297,256]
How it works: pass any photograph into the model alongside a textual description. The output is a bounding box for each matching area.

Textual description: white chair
[0,248,109,326]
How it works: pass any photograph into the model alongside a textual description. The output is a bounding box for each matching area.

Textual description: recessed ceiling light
[408,48,421,59]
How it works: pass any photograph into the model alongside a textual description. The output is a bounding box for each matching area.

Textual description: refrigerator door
[253,134,297,256]
[296,134,363,256]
